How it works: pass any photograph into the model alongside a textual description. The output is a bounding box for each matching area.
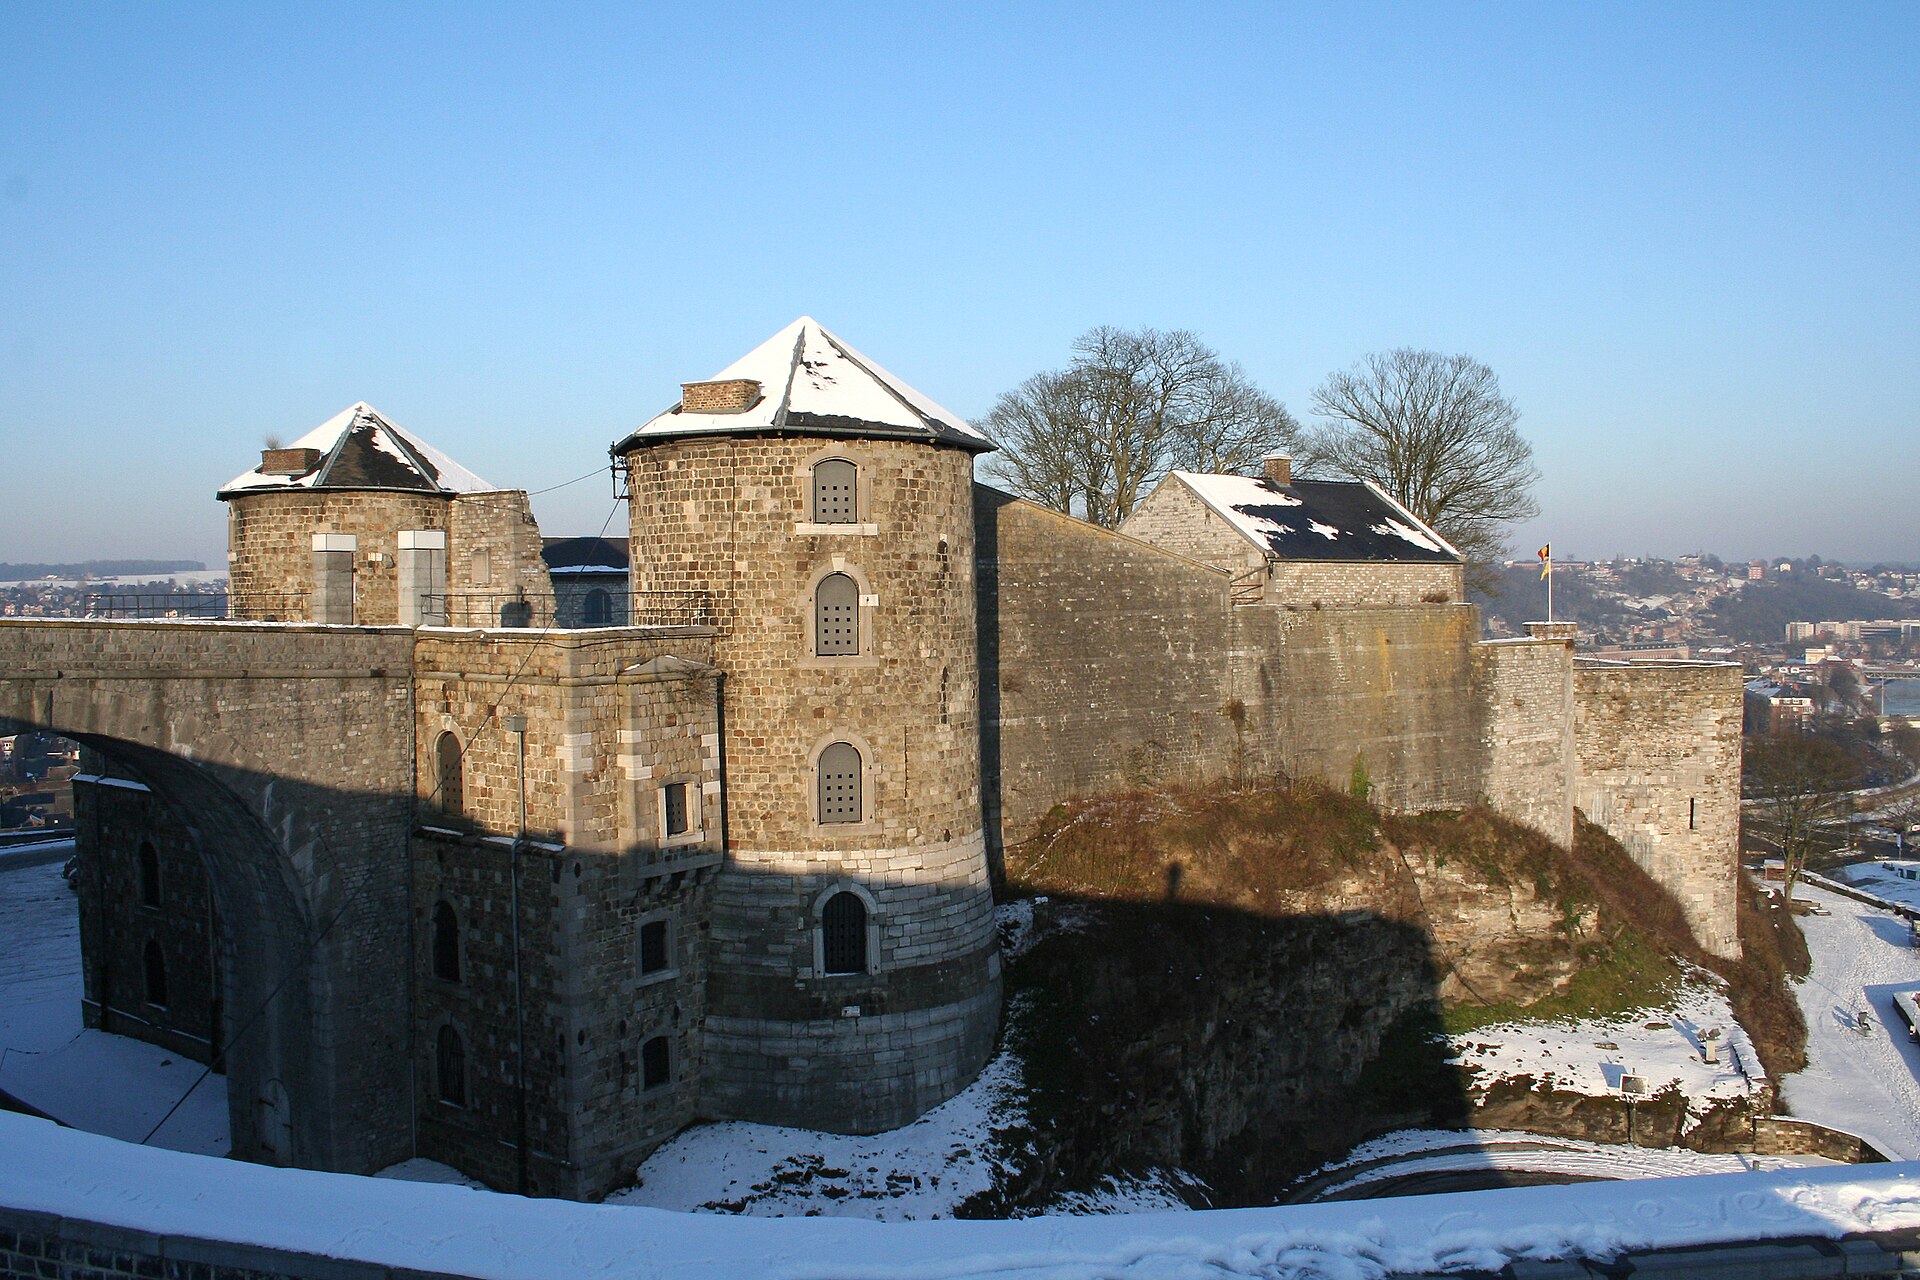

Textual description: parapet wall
[978,491,1578,850]
[1574,661,1744,958]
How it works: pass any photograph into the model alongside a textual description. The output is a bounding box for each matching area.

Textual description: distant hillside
[0,560,205,582]
[1707,577,1919,645]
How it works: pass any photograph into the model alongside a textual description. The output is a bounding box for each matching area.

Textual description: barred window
[663,781,690,836]
[812,459,857,523]
[821,892,867,975]
[818,742,862,824]
[435,732,463,816]
[815,573,859,655]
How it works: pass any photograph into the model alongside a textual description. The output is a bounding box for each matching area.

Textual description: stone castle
[0,317,1742,1199]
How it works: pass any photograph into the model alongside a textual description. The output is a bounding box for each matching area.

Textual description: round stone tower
[612,317,1001,1132]
[220,402,542,626]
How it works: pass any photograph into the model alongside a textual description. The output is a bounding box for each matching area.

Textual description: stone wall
[977,488,1239,843]
[1263,560,1464,608]
[624,435,999,1134]
[449,490,550,603]
[1574,661,1744,958]
[71,761,222,1064]
[226,490,451,624]
[408,626,721,1198]
[1114,478,1264,572]
[1475,637,1577,847]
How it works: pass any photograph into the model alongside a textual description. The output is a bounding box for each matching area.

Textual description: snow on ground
[377,1157,489,1188]
[1300,1128,1822,1199]
[0,845,228,1154]
[1830,861,1920,914]
[1781,881,1920,1160]
[7,1110,1920,1280]
[1448,978,1764,1104]
[613,1035,1025,1219]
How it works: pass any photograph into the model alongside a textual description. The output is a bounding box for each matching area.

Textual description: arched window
[812,459,857,524]
[814,573,859,655]
[435,732,463,815]
[138,841,161,908]
[432,901,461,983]
[144,939,169,1008]
[821,892,867,975]
[818,742,862,824]
[641,1035,670,1090]
[584,587,613,627]
[436,1025,467,1107]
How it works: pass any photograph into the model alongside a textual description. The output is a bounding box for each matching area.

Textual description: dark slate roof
[612,317,996,456]
[220,403,494,497]
[1172,471,1462,564]
[540,536,629,572]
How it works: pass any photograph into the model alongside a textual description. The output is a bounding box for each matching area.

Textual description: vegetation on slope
[989,774,1809,1207]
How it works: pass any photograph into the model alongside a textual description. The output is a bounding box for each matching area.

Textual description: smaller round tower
[219,403,543,626]
[613,318,1002,1132]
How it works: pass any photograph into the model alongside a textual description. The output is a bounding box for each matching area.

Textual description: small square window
[663,781,690,837]
[640,919,671,975]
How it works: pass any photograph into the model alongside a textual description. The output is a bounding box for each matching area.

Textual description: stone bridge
[0,619,418,1174]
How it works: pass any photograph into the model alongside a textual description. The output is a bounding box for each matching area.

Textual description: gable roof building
[1119,457,1465,607]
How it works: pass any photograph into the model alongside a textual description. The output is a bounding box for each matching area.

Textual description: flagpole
[1547,549,1553,623]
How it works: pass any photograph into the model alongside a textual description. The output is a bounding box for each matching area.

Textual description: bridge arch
[0,620,418,1175]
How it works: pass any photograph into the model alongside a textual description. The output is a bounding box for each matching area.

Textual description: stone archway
[0,619,420,1175]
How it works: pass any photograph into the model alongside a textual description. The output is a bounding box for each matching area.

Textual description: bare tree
[1745,734,1858,902]
[1302,349,1539,588]
[982,327,1299,528]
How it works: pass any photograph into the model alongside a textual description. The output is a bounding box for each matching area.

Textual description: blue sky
[3,3,1915,566]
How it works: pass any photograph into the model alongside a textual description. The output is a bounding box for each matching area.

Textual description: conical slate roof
[612,317,995,455]
[220,402,495,497]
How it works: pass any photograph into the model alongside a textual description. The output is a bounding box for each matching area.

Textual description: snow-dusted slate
[1172,471,1461,563]
[220,402,495,495]
[616,317,993,453]
[6,1111,1920,1280]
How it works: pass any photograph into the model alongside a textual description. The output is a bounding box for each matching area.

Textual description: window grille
[821,892,867,975]
[144,939,169,1008]
[813,459,857,523]
[818,743,862,824]
[432,902,461,983]
[663,781,690,836]
[640,919,670,975]
[435,732,463,816]
[437,1025,467,1107]
[815,574,859,655]
[641,1035,670,1090]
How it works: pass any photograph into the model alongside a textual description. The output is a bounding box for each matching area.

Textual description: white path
[1783,882,1920,1159]
[0,842,228,1154]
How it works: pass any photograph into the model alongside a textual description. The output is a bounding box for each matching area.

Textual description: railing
[423,590,715,630]
[80,593,310,622]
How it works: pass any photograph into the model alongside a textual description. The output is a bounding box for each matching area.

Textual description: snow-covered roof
[219,403,495,497]
[613,317,995,455]
[1171,471,1462,564]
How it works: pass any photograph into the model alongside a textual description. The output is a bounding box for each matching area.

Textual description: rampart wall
[1574,661,1744,958]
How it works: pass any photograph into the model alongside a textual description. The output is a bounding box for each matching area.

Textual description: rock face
[995,899,1464,1209]
[987,783,1729,1211]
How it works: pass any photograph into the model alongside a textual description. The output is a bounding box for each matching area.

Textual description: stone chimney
[681,379,762,414]
[260,447,322,476]
[1261,454,1292,486]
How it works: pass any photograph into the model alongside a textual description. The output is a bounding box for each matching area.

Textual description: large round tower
[612,317,1000,1132]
